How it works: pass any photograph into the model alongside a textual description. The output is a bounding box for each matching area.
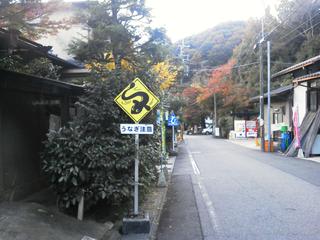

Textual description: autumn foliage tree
[197,59,236,103]
[182,85,208,127]
[183,59,249,137]
[0,0,71,39]
[152,60,178,90]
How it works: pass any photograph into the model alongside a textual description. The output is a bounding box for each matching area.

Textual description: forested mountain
[179,0,320,133]
[174,21,246,84]
[177,0,320,96]
[232,0,320,96]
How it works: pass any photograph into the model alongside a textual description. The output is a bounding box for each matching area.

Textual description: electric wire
[278,10,320,41]
[280,18,320,45]
[264,0,306,40]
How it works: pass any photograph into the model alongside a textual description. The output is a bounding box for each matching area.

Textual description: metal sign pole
[115,78,160,234]
[172,126,175,151]
[267,41,271,152]
[134,132,139,215]
[161,109,165,168]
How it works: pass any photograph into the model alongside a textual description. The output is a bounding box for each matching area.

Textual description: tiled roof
[272,55,320,79]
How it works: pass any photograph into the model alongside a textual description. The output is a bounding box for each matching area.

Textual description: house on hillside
[272,55,320,157]
[0,29,87,200]
[251,85,293,141]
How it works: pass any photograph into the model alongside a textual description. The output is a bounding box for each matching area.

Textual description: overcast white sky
[145,0,280,42]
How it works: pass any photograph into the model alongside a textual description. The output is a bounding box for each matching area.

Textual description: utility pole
[158,107,167,187]
[179,39,189,84]
[259,18,265,152]
[267,41,271,152]
[214,93,217,137]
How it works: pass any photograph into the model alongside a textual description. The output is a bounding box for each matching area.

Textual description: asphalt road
[157,135,320,240]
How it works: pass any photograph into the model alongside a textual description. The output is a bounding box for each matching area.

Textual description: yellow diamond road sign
[114,78,160,123]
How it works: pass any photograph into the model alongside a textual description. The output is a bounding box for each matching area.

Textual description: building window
[310,90,318,112]
[273,112,283,124]
[308,89,319,112]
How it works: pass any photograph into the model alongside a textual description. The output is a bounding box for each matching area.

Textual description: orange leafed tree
[182,85,208,126]
[197,58,249,124]
[197,58,236,103]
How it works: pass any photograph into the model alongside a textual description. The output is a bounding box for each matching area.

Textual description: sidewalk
[227,138,259,150]
[156,143,202,240]
[228,138,320,164]
[0,201,108,240]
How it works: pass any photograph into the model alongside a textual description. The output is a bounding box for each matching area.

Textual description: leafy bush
[42,70,161,210]
[0,55,62,79]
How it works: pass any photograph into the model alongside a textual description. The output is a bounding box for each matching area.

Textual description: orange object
[264,140,274,152]
[255,138,260,146]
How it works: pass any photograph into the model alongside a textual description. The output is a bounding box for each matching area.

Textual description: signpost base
[157,170,167,187]
[169,149,178,156]
[122,213,151,235]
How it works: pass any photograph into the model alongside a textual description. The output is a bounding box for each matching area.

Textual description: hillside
[174,21,246,84]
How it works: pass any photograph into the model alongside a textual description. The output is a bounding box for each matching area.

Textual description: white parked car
[202,126,213,135]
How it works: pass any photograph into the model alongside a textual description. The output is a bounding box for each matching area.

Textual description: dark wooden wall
[0,89,55,200]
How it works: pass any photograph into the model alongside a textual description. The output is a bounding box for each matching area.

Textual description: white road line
[191,151,201,154]
[189,152,200,175]
[187,149,222,239]
[196,179,221,238]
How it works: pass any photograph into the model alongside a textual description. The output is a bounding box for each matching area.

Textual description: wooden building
[272,55,320,157]
[251,85,293,141]
[0,69,83,200]
[0,29,87,200]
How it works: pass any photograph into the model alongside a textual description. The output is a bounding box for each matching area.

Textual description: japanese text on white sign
[120,124,154,135]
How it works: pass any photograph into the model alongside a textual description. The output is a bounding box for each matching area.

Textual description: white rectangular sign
[246,120,258,138]
[120,124,154,134]
[234,120,246,138]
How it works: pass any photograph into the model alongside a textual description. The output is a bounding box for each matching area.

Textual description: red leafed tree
[0,0,72,39]
[198,58,249,111]
[197,58,235,103]
[196,58,250,137]
[182,58,250,134]
[182,85,208,126]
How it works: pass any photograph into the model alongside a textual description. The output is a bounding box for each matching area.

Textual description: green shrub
[42,70,160,210]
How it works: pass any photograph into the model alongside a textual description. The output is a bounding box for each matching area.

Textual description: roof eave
[272,55,320,79]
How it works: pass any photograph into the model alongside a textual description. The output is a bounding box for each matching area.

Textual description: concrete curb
[227,138,320,165]
[149,155,176,240]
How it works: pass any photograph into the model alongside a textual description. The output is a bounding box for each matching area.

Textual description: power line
[264,0,306,40]
[238,3,298,65]
[278,10,320,41]
[189,59,295,73]
[270,61,294,65]
[280,18,320,45]
[189,62,260,72]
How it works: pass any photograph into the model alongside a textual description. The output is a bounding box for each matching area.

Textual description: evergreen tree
[42,0,176,211]
[0,0,70,39]
[69,0,170,70]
